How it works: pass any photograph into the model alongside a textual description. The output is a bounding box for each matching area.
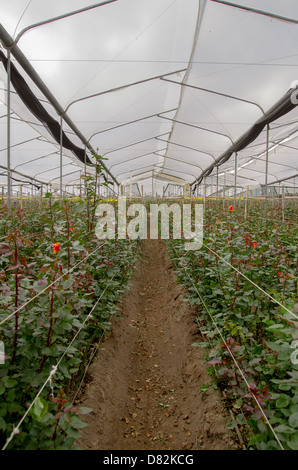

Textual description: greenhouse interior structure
[0,0,298,453]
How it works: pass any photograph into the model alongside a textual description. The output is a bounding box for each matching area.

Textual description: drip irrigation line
[169,241,284,450]
[0,242,106,327]
[1,272,116,450]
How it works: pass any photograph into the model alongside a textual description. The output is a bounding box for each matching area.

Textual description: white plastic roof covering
[1,0,298,195]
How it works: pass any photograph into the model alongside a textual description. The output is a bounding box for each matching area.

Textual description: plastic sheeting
[1,0,298,195]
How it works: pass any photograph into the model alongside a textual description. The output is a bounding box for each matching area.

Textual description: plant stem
[39,287,55,373]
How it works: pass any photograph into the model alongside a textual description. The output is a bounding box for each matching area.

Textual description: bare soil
[76,240,237,451]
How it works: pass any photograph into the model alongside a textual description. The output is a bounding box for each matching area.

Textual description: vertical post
[203,176,206,213]
[84,146,87,178]
[152,170,154,198]
[130,172,132,197]
[223,184,225,209]
[245,185,249,219]
[216,166,219,202]
[234,152,238,207]
[59,115,63,206]
[265,124,270,208]
[6,49,11,211]
[282,185,285,222]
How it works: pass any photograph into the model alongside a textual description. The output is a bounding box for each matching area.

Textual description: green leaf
[66,427,81,439]
[63,278,73,290]
[265,341,284,352]
[30,397,48,422]
[226,420,237,430]
[3,377,17,388]
[276,394,290,408]
[0,416,6,431]
[289,412,298,429]
[274,424,294,433]
[77,406,93,415]
[288,431,298,450]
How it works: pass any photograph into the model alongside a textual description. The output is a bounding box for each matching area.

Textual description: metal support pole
[245,185,249,219]
[282,185,285,222]
[223,184,225,209]
[203,176,206,213]
[6,49,11,211]
[130,172,132,197]
[84,145,87,178]
[234,152,238,207]
[265,124,270,206]
[152,171,154,198]
[59,115,63,206]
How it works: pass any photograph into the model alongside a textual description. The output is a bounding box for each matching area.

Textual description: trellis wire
[170,241,284,450]
[202,241,298,321]
[0,242,106,327]
[2,272,116,450]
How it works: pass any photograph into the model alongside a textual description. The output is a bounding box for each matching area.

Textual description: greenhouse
[0,0,298,453]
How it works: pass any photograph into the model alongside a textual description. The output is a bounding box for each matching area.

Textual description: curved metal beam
[157,113,234,144]
[64,69,187,114]
[109,149,167,171]
[87,108,177,143]
[14,151,59,170]
[160,78,265,115]
[154,152,204,172]
[103,132,170,157]
[0,23,117,184]
[209,0,298,25]
[117,163,196,181]
[13,1,118,44]
[50,169,81,184]
[155,137,216,161]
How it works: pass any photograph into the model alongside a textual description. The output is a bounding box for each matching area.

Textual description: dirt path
[77,240,237,451]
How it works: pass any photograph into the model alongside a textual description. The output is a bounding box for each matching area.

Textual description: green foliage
[167,199,298,450]
[0,194,139,449]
